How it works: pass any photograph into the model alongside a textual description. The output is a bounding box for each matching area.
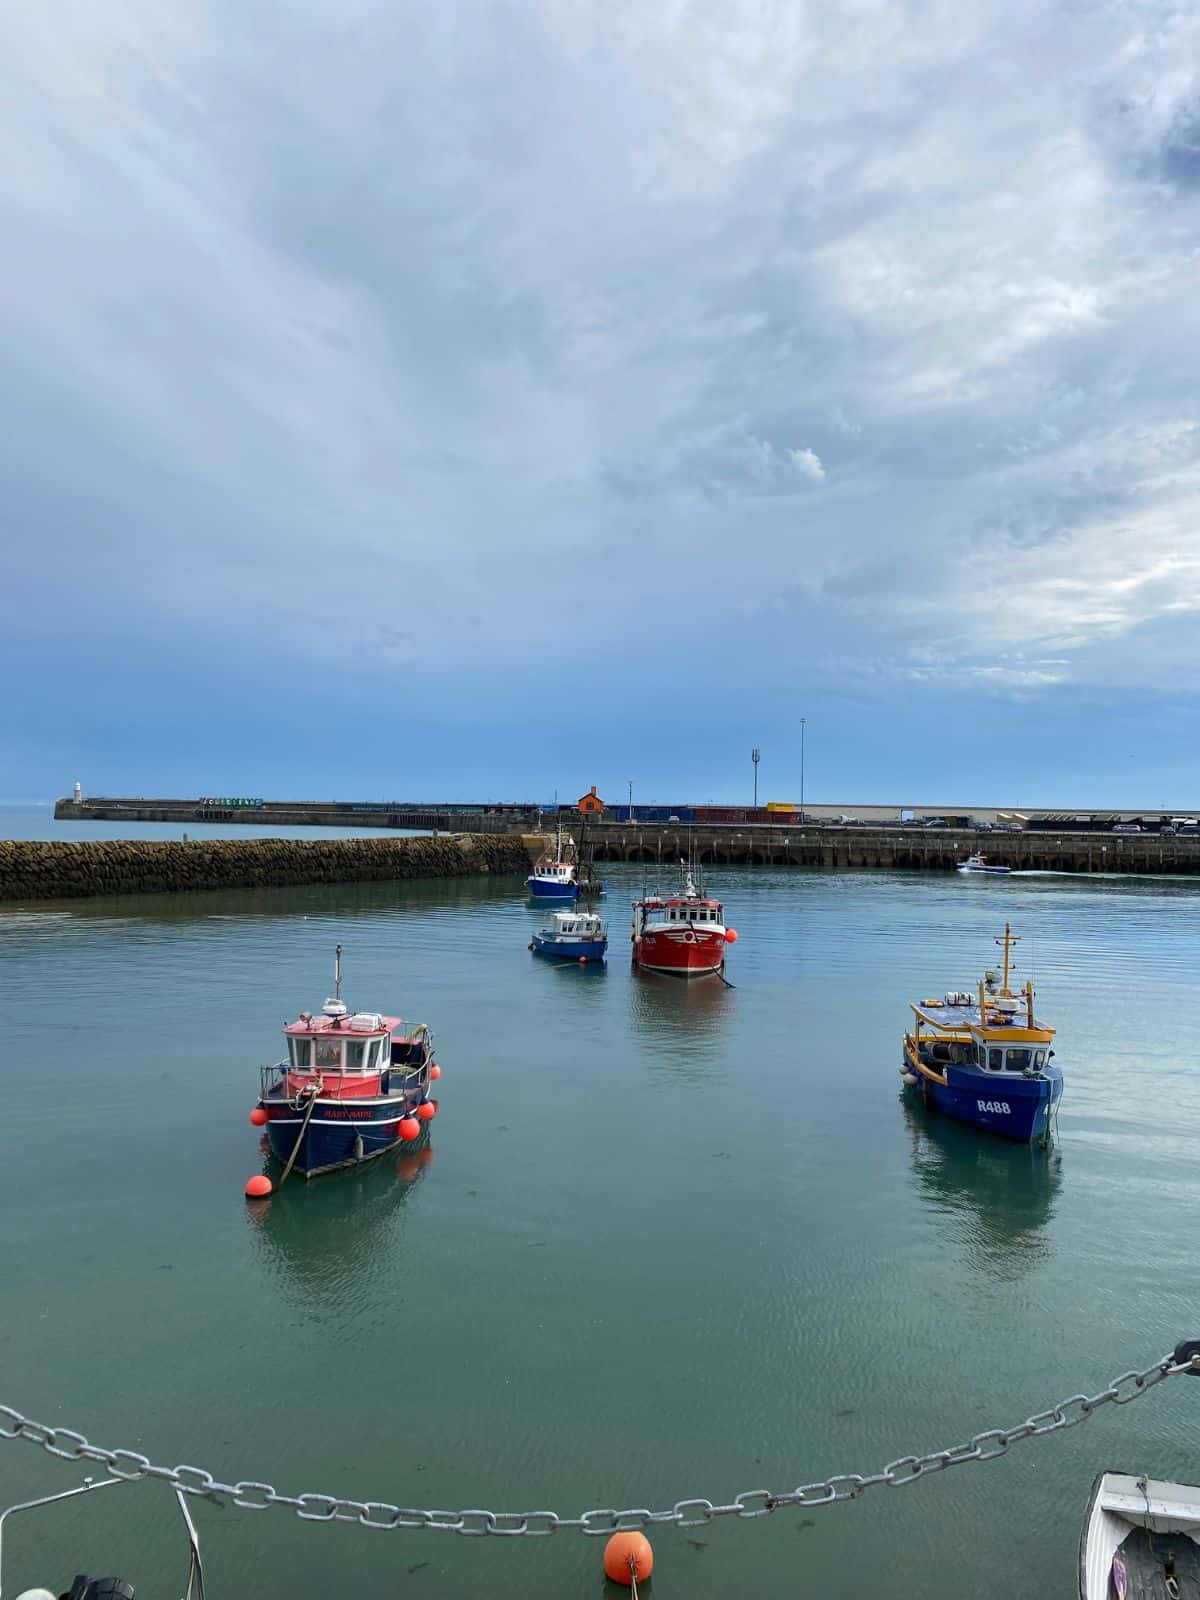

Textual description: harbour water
[4,817,1200,1597]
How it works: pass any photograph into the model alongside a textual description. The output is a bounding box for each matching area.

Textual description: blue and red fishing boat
[250,946,440,1181]
[901,923,1062,1143]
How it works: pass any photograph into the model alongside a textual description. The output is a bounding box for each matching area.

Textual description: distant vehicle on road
[1111,822,1142,834]
[668,815,681,823]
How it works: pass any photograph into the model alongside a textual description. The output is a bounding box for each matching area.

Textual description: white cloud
[1,0,1199,706]
[787,447,826,481]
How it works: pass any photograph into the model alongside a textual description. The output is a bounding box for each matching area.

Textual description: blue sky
[3,0,1200,808]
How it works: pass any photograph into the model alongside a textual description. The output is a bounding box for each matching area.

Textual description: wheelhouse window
[1035,1050,1047,1069]
[290,1037,312,1069]
[345,1040,365,1071]
[1006,1048,1031,1071]
[988,1048,1003,1072]
[315,1037,342,1070]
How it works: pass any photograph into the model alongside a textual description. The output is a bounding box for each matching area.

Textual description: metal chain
[3,1345,1197,1538]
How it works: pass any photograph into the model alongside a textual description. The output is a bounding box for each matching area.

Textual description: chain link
[3,1348,1196,1538]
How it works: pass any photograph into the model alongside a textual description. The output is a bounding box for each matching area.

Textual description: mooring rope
[276,1090,319,1189]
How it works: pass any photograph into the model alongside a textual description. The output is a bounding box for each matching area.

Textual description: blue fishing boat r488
[901,923,1062,1143]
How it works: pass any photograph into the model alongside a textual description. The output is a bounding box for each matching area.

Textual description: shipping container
[607,804,693,824]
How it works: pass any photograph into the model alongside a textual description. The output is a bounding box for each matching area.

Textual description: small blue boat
[901,923,1062,1143]
[531,908,607,963]
[956,852,1012,875]
[527,822,580,898]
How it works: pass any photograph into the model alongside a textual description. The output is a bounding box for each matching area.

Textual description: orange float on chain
[429,1063,442,1081]
[416,1100,436,1122]
[603,1531,653,1585]
[244,1175,272,1199]
[398,1116,421,1141]
[249,1107,268,1126]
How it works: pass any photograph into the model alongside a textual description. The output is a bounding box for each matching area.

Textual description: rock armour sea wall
[0,834,535,902]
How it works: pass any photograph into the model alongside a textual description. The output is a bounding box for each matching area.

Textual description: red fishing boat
[631,865,737,977]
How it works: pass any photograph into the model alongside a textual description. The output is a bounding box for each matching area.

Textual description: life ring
[683,929,696,943]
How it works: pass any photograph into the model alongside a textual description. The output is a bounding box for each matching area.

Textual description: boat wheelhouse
[527,823,579,899]
[531,908,608,963]
[901,923,1061,1143]
[632,866,737,978]
[252,946,438,1180]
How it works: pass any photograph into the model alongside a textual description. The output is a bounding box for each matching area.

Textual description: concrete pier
[53,796,538,832]
[587,822,1200,875]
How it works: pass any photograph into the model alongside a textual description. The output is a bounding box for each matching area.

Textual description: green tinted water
[3,845,1200,1598]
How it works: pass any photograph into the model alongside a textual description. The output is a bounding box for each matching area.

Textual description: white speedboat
[1079,1472,1200,1598]
[956,853,1012,875]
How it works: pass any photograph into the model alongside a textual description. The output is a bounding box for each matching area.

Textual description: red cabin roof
[636,895,721,909]
[284,1012,400,1037]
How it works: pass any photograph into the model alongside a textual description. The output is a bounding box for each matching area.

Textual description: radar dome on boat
[321,998,348,1018]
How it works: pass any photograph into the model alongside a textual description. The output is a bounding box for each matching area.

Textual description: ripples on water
[3,858,1200,1599]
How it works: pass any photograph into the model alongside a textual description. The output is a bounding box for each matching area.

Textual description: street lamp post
[800,719,806,822]
[752,747,760,808]
[628,779,634,823]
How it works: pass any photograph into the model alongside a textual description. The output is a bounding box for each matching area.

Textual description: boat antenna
[335,942,342,1002]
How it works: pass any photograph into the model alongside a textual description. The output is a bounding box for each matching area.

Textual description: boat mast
[995,923,1019,996]
[335,943,342,1001]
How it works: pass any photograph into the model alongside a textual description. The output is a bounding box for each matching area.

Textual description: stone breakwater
[0,834,536,902]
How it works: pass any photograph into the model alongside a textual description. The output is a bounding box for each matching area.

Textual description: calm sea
[3,808,1200,1598]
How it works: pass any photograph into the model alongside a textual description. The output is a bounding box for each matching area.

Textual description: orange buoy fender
[244,1175,272,1199]
[398,1116,421,1141]
[724,927,739,943]
[249,1106,268,1126]
[429,1063,442,1081]
[603,1531,653,1585]
[416,1100,436,1122]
